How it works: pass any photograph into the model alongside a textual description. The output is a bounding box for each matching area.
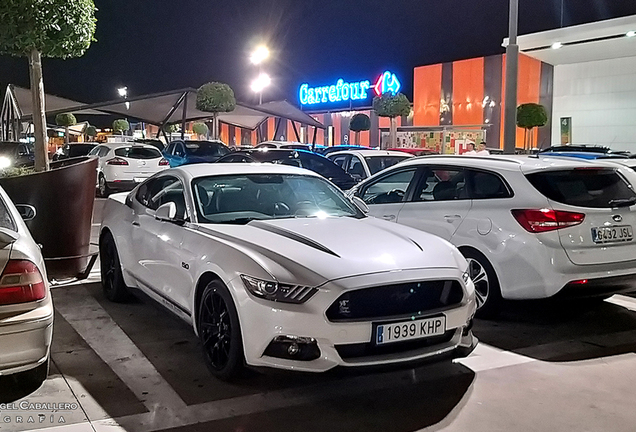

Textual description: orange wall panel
[413,64,442,126]
[220,123,229,145]
[235,127,241,145]
[268,117,275,140]
[452,57,484,125]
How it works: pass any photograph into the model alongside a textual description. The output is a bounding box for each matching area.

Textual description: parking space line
[456,342,537,372]
[607,294,636,312]
[53,286,188,419]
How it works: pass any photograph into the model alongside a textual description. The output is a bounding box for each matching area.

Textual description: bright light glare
[0,156,12,169]
[251,73,271,93]
[250,46,270,65]
[117,87,128,97]
[627,31,636,38]
[551,42,563,49]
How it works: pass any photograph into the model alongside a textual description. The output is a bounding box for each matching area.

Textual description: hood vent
[249,221,340,258]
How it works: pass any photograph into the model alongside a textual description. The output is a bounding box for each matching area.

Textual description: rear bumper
[107,180,140,192]
[0,299,54,376]
[556,273,636,298]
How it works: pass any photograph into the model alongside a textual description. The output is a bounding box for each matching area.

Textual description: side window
[348,156,366,180]
[330,155,348,169]
[136,176,188,220]
[467,170,511,199]
[414,168,466,201]
[358,169,417,204]
[88,146,100,156]
[165,142,175,155]
[0,197,17,231]
[98,147,110,157]
[174,143,186,157]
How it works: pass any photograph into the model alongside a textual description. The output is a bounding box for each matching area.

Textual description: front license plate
[375,316,446,345]
[591,225,633,244]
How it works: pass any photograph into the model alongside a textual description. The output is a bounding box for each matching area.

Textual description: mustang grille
[326,280,464,322]
[335,330,455,360]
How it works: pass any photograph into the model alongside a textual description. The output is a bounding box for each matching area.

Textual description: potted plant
[516,103,548,151]
[112,119,130,137]
[373,92,411,149]
[192,122,209,140]
[0,0,98,280]
[55,112,77,145]
[196,82,236,139]
[349,113,371,145]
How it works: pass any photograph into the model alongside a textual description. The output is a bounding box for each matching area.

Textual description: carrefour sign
[299,70,401,106]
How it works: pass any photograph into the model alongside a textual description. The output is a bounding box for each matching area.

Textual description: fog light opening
[263,335,321,361]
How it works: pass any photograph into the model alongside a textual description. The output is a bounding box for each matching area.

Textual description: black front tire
[198,281,244,381]
[462,249,502,319]
[100,233,131,302]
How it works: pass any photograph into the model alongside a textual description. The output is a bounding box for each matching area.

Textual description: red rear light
[0,260,46,305]
[159,158,169,166]
[106,157,129,166]
[511,209,585,233]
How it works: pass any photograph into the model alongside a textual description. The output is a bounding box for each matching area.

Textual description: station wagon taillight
[106,157,129,166]
[0,260,46,305]
[159,158,169,166]
[511,209,585,233]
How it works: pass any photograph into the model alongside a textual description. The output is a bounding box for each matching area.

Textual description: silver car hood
[196,216,462,285]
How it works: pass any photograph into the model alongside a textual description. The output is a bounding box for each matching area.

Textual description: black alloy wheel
[99,233,131,302]
[198,281,244,380]
[462,249,502,319]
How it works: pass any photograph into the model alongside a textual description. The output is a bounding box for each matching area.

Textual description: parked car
[0,185,52,387]
[536,151,628,160]
[133,138,165,151]
[52,143,97,161]
[327,150,413,181]
[255,141,312,151]
[99,163,477,379]
[0,141,35,169]
[538,144,631,157]
[387,147,438,157]
[163,140,231,167]
[347,154,636,317]
[88,142,170,197]
[318,145,372,156]
[216,148,357,190]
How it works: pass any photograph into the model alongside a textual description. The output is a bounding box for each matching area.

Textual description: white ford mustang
[100,163,477,379]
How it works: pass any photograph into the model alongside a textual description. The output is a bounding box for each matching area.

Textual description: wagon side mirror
[351,196,369,214]
[155,202,177,222]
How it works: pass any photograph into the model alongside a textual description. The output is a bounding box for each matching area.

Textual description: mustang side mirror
[15,204,36,221]
[155,202,177,222]
[351,196,369,214]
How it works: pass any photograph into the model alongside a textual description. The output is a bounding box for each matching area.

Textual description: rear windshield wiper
[608,197,636,207]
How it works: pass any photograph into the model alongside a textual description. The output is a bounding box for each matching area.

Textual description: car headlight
[240,275,318,304]
[0,156,12,170]
[462,271,470,284]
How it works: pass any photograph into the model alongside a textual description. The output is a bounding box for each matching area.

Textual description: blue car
[537,151,629,160]
[163,140,231,167]
[318,145,372,156]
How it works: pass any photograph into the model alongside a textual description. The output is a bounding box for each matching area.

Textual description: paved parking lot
[1,199,636,432]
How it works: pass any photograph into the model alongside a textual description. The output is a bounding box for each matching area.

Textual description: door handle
[382,214,396,221]
[444,214,462,222]
[132,221,140,226]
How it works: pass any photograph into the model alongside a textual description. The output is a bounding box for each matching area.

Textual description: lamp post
[503,0,519,154]
[251,73,271,105]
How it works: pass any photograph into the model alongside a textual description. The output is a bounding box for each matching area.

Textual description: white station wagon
[100,164,477,379]
[349,155,636,317]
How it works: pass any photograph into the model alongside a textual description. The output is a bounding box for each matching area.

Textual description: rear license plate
[375,316,446,345]
[591,225,633,244]
[133,177,147,183]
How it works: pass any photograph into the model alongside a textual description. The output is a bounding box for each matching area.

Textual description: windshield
[184,142,230,157]
[115,146,162,159]
[364,156,410,175]
[192,174,363,224]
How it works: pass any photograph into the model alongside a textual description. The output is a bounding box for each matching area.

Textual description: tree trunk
[213,113,219,140]
[355,131,360,145]
[389,117,397,149]
[524,128,527,151]
[29,49,49,172]
[65,126,70,145]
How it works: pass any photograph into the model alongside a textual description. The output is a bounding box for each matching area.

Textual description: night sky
[2,0,636,108]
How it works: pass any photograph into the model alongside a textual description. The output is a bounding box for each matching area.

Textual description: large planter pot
[0,156,98,280]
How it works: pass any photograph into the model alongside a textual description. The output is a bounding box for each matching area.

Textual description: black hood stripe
[249,221,340,258]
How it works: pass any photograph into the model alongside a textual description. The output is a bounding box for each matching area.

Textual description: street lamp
[251,73,271,105]
[117,86,127,98]
[250,45,270,65]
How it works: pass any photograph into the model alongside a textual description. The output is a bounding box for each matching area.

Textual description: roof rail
[413,154,525,165]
